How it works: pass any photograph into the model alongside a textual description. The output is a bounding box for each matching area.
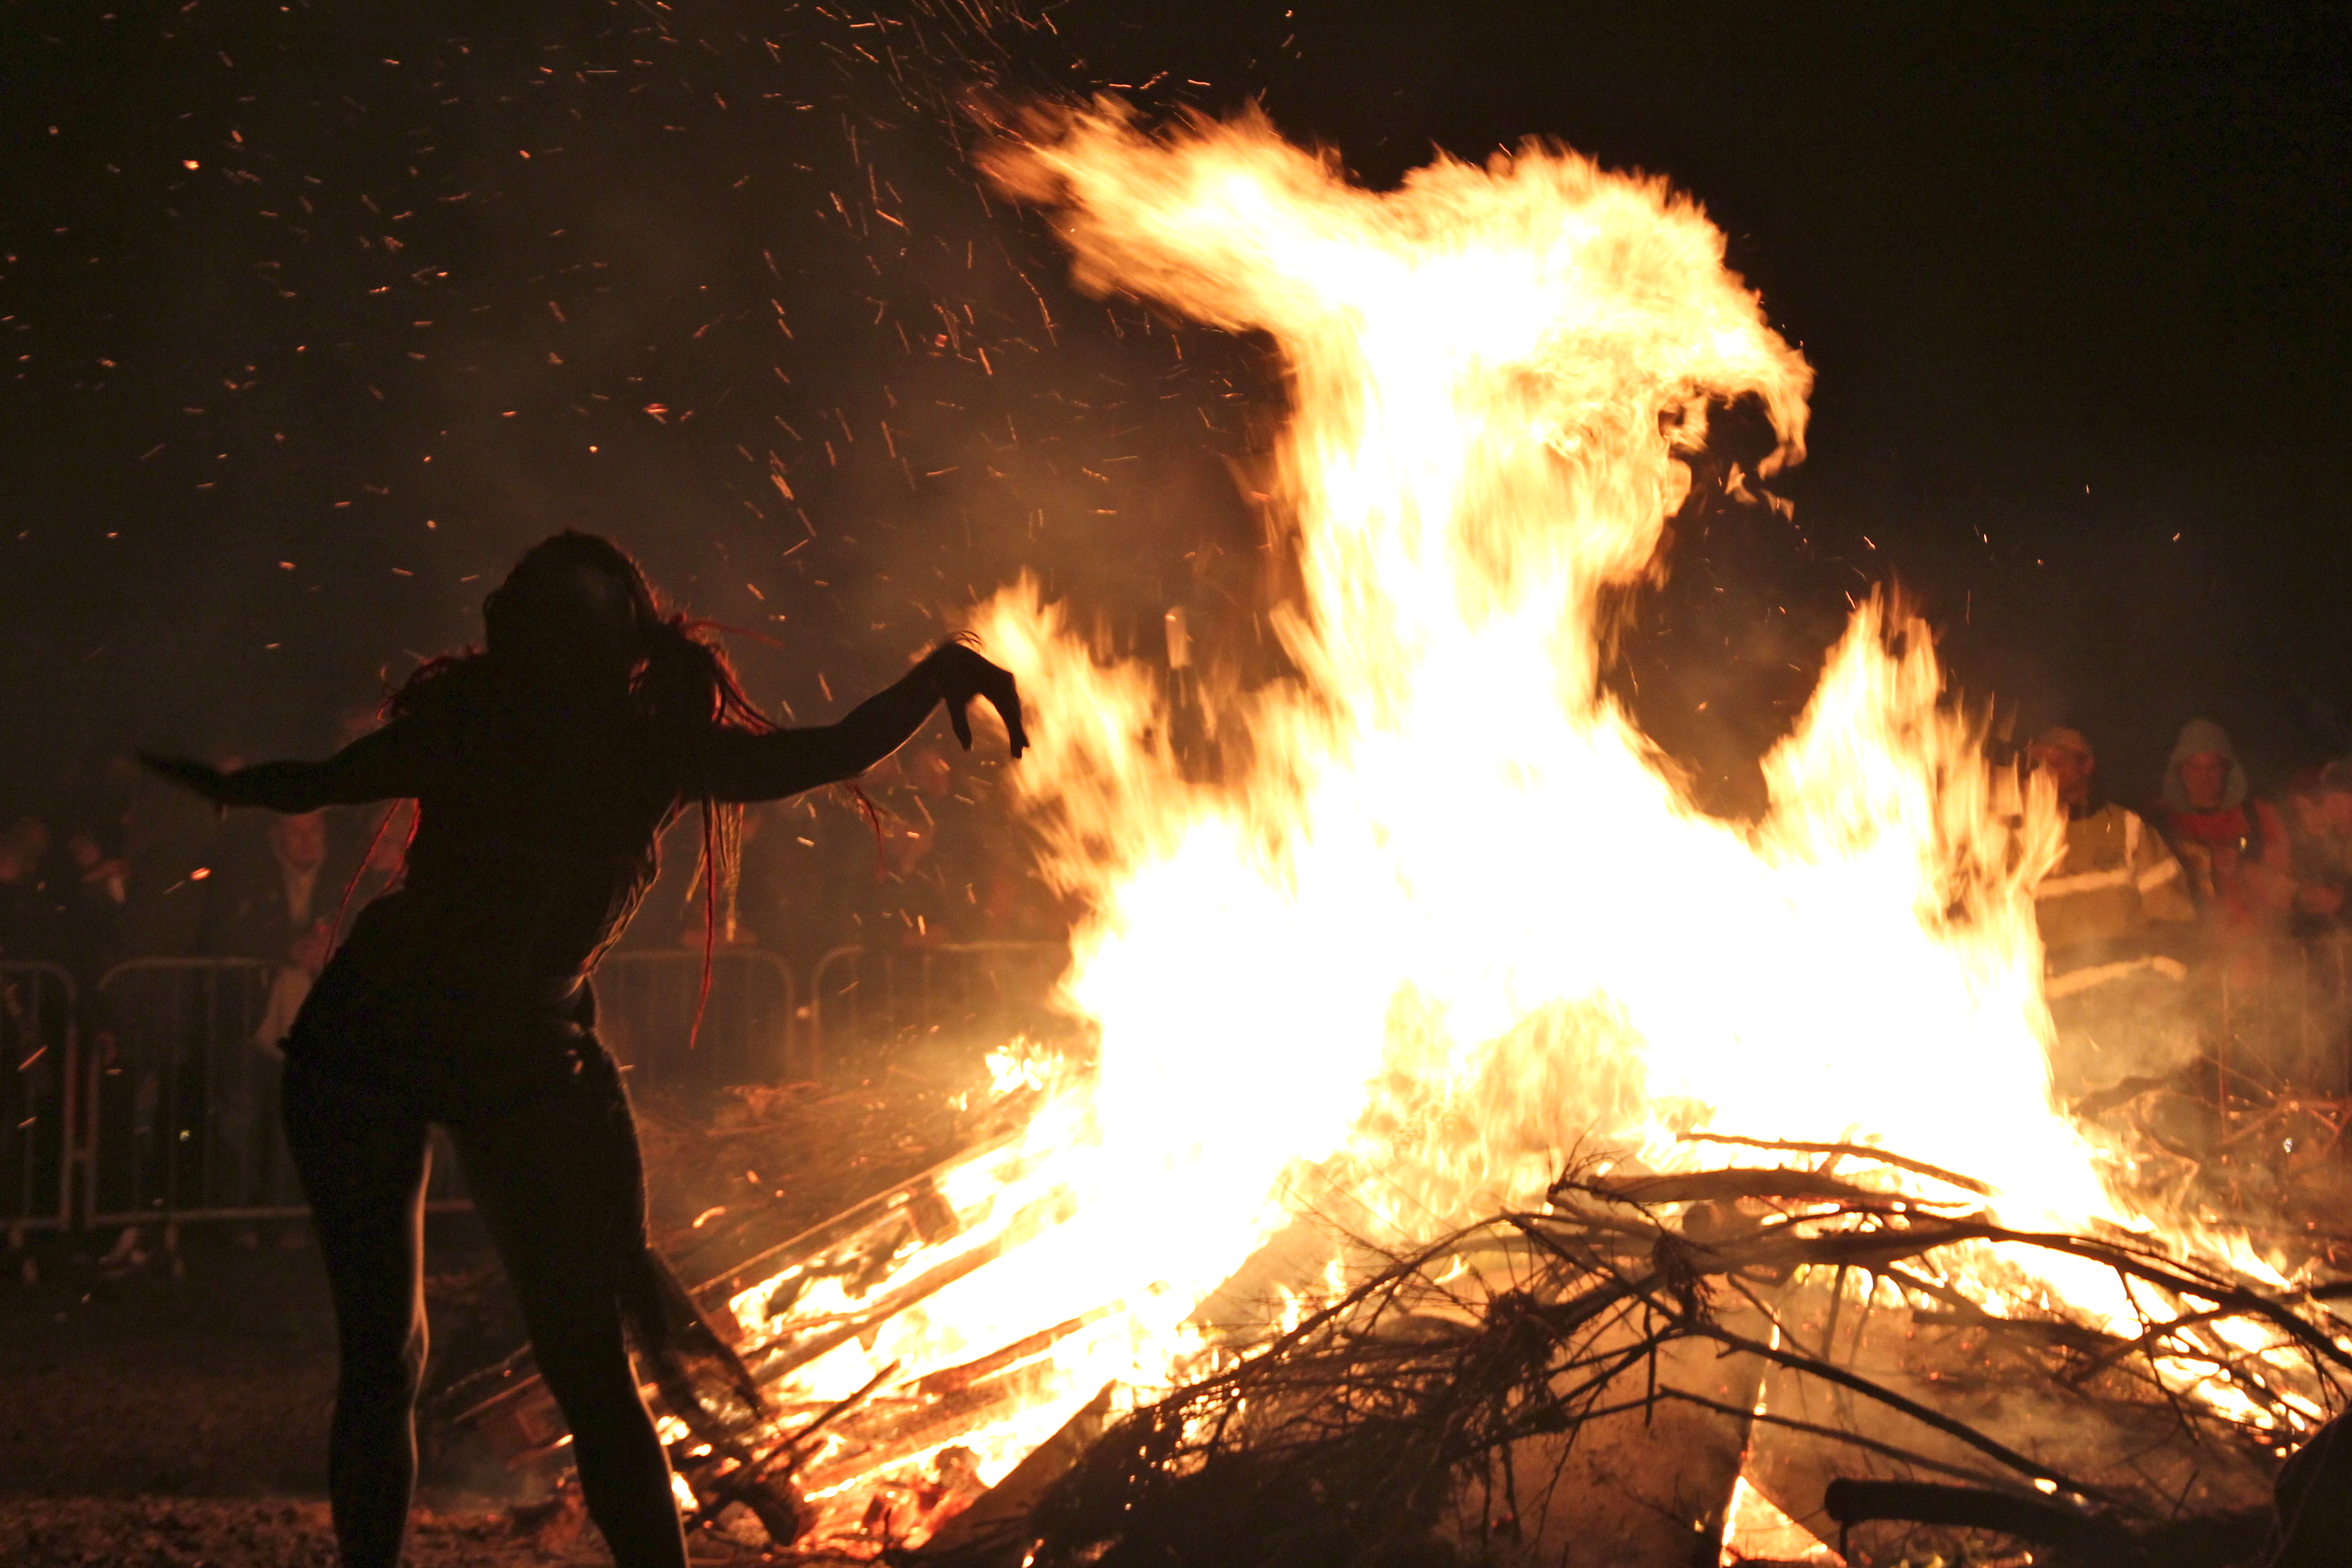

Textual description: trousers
[281,1047,688,1568]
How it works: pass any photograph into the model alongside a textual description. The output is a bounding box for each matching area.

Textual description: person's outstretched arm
[142,719,433,813]
[694,641,1027,803]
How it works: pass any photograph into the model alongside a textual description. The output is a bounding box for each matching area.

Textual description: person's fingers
[1002,675,1029,757]
[950,697,974,750]
[984,670,1028,759]
[988,689,1028,760]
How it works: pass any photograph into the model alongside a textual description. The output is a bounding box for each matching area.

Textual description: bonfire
[459,104,2350,1566]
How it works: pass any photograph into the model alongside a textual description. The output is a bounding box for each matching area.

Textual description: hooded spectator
[2151,718,2296,936]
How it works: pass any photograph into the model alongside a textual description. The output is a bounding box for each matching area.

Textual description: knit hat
[2162,717,2247,811]
[2028,726,2094,762]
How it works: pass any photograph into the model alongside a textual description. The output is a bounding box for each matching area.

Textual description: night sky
[5,2,2347,827]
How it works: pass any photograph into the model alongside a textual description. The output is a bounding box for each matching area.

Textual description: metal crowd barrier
[27,931,2352,1230]
[84,958,468,1227]
[806,941,1069,1072]
[594,947,804,1091]
[2,961,76,1235]
[74,951,800,1228]
[2211,934,2352,1100]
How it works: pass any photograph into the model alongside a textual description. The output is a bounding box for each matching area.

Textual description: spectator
[2031,729,2197,989]
[2283,761,2352,939]
[203,809,337,965]
[205,809,345,1057]
[841,743,992,950]
[346,797,414,907]
[119,761,223,958]
[2026,728,2197,1092]
[195,812,344,1225]
[716,799,824,953]
[2150,718,2296,937]
[56,828,130,983]
[0,816,67,965]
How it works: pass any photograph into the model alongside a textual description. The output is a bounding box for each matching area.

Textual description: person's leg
[281,1062,432,1568]
[455,1071,687,1568]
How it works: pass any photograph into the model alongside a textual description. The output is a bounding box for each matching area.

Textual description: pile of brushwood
[2073,1070,2352,1276]
[947,1137,2352,1568]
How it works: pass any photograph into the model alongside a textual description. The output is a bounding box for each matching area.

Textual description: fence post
[87,958,310,1227]
[592,947,804,1092]
[0,962,76,1235]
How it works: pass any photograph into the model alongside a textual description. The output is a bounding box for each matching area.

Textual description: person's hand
[140,752,242,806]
[289,919,335,977]
[924,642,1028,760]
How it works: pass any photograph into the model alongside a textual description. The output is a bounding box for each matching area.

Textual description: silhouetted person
[2025,727,2196,1093]
[145,531,1026,1568]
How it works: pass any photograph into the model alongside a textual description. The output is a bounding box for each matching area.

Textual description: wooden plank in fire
[738,1184,1081,1386]
[445,1125,1058,1449]
[779,1307,1122,1492]
[688,1126,1030,1306]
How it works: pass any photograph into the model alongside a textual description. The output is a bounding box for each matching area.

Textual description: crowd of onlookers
[0,723,1070,1244]
[2028,718,2352,1098]
[0,721,1066,1019]
[6,707,2349,1100]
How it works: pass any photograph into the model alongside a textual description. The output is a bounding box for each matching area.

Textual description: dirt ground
[0,1497,629,1567]
[0,1220,614,1565]
[0,1066,991,1566]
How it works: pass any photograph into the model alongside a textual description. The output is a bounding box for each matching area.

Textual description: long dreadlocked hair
[387,530,773,1039]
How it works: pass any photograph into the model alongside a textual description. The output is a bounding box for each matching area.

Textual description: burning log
[442,97,2352,1559]
[441,1103,1095,1550]
[958,1157,2348,1568]
[442,1097,2349,1565]
[1820,1479,2267,1567]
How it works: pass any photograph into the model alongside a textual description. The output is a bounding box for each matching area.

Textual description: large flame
[975,102,2103,1240]
[727,104,2196,1527]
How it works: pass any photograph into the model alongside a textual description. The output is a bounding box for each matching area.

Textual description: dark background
[3,0,2346,824]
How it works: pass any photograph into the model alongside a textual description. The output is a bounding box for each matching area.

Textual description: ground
[0,1223,622,1565]
[0,1069,988,1566]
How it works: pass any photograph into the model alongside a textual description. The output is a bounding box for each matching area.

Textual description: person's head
[467,531,765,742]
[0,816,48,883]
[2164,717,2246,814]
[399,531,771,974]
[483,530,656,690]
[2027,727,2096,810]
[2178,753,2232,811]
[271,811,328,875]
[2318,760,2352,836]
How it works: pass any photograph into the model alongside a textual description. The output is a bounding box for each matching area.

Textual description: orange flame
[973,101,2100,1239]
[731,104,2320,1541]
